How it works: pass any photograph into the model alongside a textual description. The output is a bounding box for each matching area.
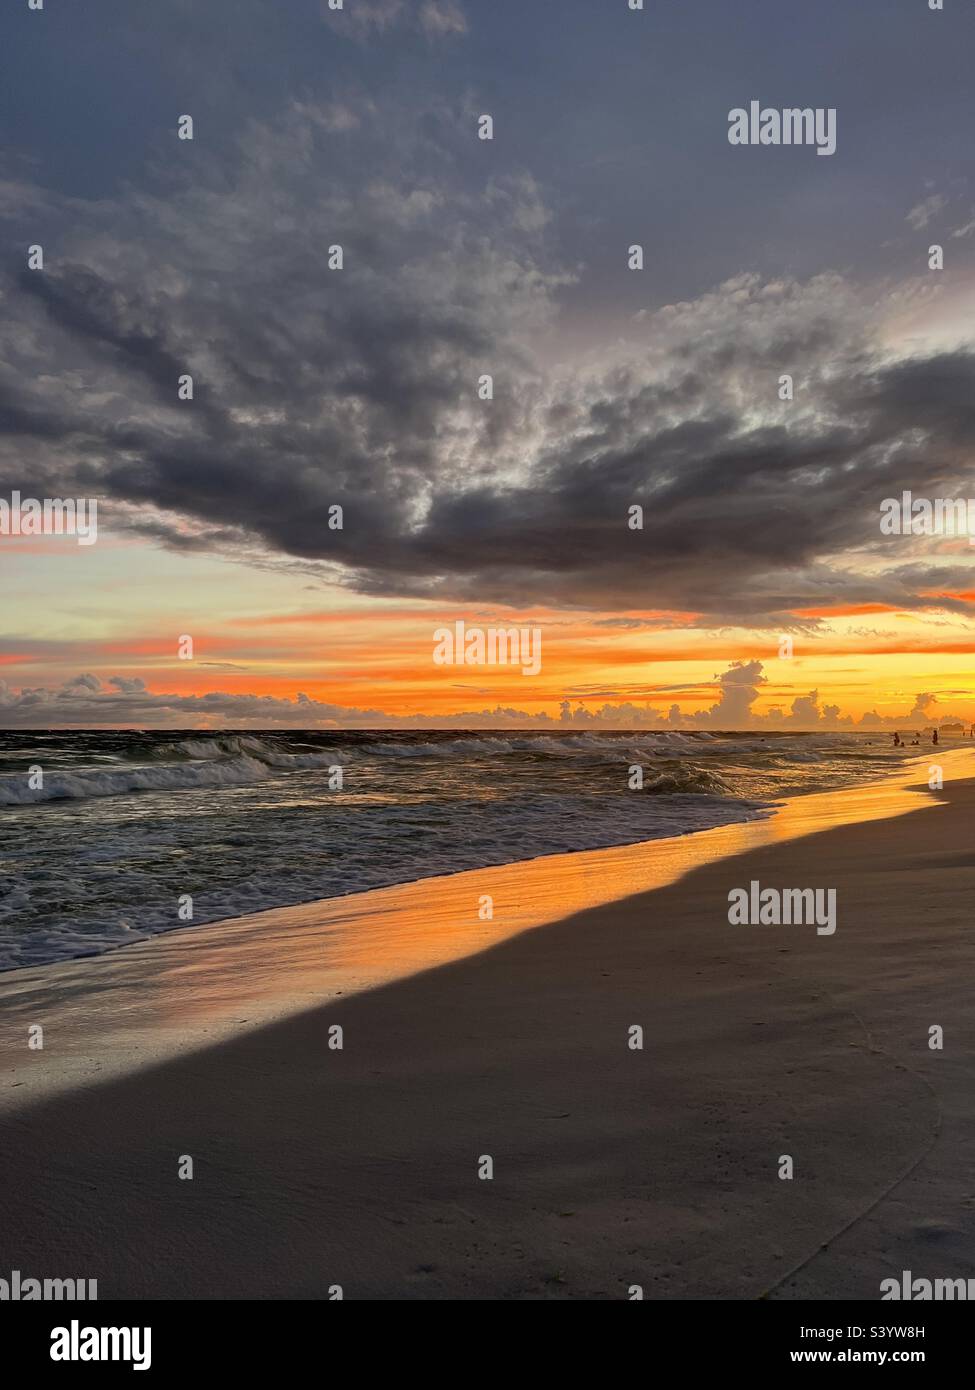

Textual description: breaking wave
[0,726,927,969]
[641,766,732,796]
[0,753,276,805]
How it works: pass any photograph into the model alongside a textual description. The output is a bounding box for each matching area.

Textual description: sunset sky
[3,0,975,729]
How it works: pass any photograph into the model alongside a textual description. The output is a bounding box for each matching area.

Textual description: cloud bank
[0,666,958,732]
[3,99,975,632]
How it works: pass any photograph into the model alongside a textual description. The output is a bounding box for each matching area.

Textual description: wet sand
[2,752,974,1298]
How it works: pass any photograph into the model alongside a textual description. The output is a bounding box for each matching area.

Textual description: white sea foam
[0,729,920,970]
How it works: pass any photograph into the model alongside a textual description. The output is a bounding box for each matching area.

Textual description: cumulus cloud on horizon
[0,665,958,732]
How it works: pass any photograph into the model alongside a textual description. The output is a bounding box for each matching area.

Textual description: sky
[2,0,975,729]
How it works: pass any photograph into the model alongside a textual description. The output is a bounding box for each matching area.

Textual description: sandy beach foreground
[2,753,975,1299]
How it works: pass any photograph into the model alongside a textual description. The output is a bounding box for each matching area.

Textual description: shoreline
[0,730,939,977]
[0,784,777,978]
[3,751,975,1297]
[0,750,960,1110]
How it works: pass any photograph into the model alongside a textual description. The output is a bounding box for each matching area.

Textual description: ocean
[0,728,937,971]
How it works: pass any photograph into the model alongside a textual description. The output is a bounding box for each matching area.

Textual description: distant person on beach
[933,729,939,746]
[892,733,900,747]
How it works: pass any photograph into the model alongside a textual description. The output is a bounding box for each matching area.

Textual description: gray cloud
[322,0,467,39]
[0,676,387,729]
[3,101,975,628]
[906,194,947,231]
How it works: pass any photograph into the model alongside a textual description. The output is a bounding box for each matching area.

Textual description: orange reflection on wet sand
[0,749,966,1109]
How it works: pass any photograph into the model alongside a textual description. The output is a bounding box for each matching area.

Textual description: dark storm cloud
[2,85,975,627]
